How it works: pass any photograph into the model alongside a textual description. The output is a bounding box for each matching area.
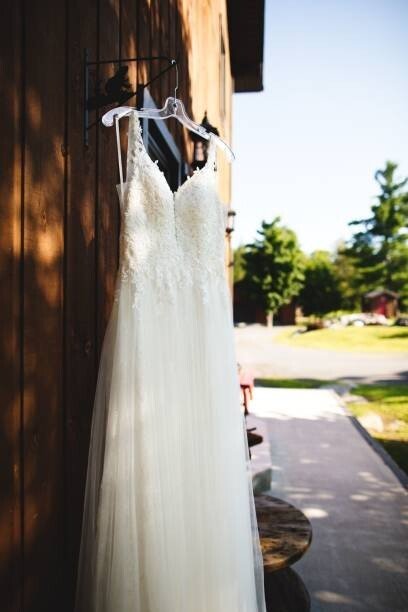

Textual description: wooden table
[255,494,313,612]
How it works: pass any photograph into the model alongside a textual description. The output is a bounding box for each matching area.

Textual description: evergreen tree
[345,161,408,307]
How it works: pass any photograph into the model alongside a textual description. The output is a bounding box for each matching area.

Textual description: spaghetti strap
[115,115,125,207]
[115,110,145,211]
[207,132,217,172]
[125,110,145,184]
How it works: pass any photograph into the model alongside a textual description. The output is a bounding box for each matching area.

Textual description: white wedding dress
[74,111,267,612]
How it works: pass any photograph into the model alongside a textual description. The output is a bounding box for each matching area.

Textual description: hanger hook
[171,59,178,109]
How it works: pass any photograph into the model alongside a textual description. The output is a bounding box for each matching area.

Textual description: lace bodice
[115,111,228,308]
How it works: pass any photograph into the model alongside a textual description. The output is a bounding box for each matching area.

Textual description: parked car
[340,312,389,327]
[339,312,389,327]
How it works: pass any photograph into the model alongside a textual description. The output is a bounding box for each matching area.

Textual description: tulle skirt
[74,276,266,612]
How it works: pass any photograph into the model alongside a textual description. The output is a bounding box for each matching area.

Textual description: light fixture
[191,111,219,170]
[226,209,236,235]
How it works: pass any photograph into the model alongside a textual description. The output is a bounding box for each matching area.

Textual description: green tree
[299,250,342,316]
[232,244,247,284]
[346,161,408,307]
[241,218,305,325]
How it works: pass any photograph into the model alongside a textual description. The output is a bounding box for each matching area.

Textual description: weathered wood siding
[0,1,232,609]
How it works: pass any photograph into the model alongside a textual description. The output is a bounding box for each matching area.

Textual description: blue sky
[231,0,408,254]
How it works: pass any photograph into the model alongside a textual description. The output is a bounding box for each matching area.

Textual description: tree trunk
[266,311,274,327]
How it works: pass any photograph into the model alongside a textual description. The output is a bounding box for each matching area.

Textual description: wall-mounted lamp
[226,209,236,235]
[190,111,219,170]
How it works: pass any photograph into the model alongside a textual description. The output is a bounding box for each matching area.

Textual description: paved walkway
[250,387,408,612]
[235,325,408,383]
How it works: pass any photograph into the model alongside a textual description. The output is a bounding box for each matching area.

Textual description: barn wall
[0,1,233,609]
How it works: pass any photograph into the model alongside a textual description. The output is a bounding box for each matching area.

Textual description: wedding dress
[74,110,267,612]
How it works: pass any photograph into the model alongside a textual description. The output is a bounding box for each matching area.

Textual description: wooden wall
[0,1,233,610]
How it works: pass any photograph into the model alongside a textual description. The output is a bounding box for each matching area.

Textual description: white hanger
[101,60,235,162]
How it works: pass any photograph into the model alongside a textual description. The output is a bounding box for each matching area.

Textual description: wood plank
[0,1,23,610]
[120,0,137,181]
[120,0,137,88]
[96,0,121,359]
[136,0,151,89]
[169,0,182,151]
[168,0,178,144]
[176,0,191,160]
[23,0,66,608]
[150,0,161,105]
[158,0,169,104]
[64,0,98,609]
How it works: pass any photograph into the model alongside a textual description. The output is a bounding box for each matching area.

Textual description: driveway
[235,324,408,383]
[251,387,408,612]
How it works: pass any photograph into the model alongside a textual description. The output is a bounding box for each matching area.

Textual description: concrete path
[250,386,408,612]
[235,324,408,383]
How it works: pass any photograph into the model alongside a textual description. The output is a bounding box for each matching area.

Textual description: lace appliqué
[114,112,228,310]
[175,168,229,305]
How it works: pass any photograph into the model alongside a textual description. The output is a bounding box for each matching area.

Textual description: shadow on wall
[0,1,193,610]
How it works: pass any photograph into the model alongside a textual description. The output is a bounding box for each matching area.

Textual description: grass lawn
[276,325,408,353]
[349,384,408,475]
[255,377,332,389]
[255,378,408,476]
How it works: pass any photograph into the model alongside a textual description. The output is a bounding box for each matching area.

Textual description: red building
[362,289,399,318]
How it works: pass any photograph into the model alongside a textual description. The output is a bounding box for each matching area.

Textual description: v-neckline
[138,130,215,201]
[116,112,216,204]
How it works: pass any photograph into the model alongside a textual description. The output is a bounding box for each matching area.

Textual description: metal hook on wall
[83,50,180,146]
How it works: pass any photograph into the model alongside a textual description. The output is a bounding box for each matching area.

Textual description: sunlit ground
[275,325,408,353]
[256,378,408,476]
[250,386,408,611]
